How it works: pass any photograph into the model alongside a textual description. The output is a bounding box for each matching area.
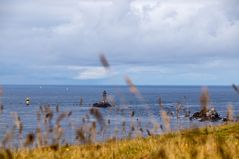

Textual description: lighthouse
[102,90,107,103]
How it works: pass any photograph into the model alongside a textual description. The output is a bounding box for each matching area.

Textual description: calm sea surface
[0,85,238,144]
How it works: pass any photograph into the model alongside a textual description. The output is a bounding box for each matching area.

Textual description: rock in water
[93,102,111,108]
[92,90,112,108]
[190,108,221,121]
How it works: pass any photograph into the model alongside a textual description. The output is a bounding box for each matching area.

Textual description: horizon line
[0,84,233,87]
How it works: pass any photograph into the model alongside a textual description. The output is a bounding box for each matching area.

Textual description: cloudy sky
[0,0,239,85]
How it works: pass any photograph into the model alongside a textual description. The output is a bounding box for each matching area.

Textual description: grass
[1,122,238,159]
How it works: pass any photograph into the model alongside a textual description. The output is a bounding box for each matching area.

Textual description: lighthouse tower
[102,90,107,103]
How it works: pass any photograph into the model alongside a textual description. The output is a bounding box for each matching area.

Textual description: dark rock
[93,102,112,108]
[222,118,230,122]
[190,108,221,122]
[222,117,236,122]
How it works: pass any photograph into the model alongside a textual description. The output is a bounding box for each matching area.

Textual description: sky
[0,0,239,85]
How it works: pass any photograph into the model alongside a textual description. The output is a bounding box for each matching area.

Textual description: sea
[0,85,238,145]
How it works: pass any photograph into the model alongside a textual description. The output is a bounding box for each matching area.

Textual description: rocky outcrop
[190,108,221,121]
[93,102,112,108]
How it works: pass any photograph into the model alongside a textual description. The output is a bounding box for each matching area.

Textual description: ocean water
[0,85,238,145]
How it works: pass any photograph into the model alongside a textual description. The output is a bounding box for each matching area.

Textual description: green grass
[1,122,239,159]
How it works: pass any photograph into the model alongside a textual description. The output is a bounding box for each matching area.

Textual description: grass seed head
[232,84,239,94]
[158,96,164,110]
[226,105,234,121]
[99,53,110,69]
[75,128,86,143]
[80,97,83,106]
[200,87,210,114]
[90,108,105,130]
[125,76,141,97]
[161,111,171,132]
[24,133,35,147]
[2,132,12,148]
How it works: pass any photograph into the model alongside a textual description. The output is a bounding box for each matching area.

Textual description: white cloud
[0,0,239,84]
[67,66,111,80]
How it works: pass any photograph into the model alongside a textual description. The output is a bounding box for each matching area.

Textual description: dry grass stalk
[0,85,3,96]
[24,133,35,147]
[146,129,151,136]
[40,105,54,146]
[11,112,23,135]
[0,104,3,114]
[39,106,43,113]
[68,111,72,117]
[161,111,171,132]
[36,128,43,147]
[131,111,135,117]
[44,106,53,122]
[137,119,142,130]
[226,105,234,121]
[0,85,3,114]
[125,76,158,136]
[200,87,210,114]
[56,112,71,125]
[176,103,182,119]
[122,121,126,135]
[56,104,59,112]
[36,111,41,128]
[107,95,116,106]
[113,127,119,139]
[99,54,110,69]
[89,108,105,131]
[125,76,141,98]
[80,97,83,106]
[53,124,64,145]
[232,84,239,94]
[75,128,86,144]
[130,122,135,132]
[158,96,163,110]
[89,122,97,143]
[82,117,86,123]
[1,131,12,148]
[151,119,160,134]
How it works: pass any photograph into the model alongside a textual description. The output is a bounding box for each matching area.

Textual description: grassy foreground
[1,122,239,159]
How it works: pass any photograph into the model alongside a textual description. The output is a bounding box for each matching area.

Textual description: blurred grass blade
[0,85,3,96]
[99,53,110,69]
[125,76,141,98]
[232,84,239,94]
[24,133,35,147]
[200,87,209,114]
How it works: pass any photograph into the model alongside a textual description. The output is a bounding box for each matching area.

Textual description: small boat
[93,90,112,108]
[25,97,30,106]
